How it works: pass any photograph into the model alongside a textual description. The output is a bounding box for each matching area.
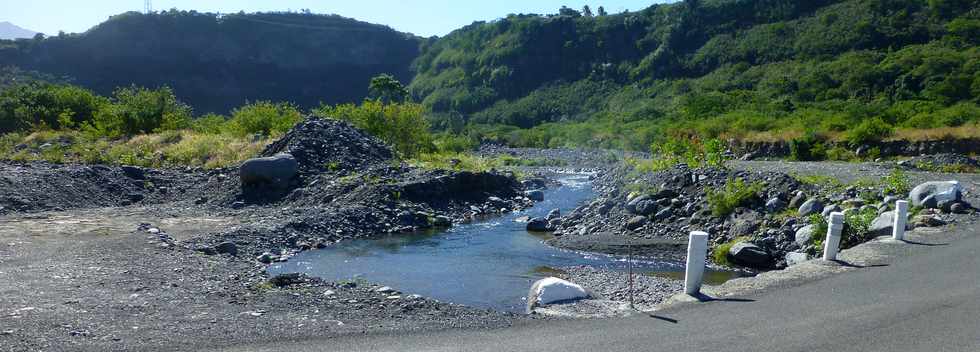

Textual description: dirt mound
[260,118,394,175]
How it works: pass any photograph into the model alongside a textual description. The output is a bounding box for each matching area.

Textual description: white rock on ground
[527,277,590,312]
[909,181,962,207]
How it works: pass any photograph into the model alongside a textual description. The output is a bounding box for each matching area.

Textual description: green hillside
[0,10,420,113]
[410,0,980,150]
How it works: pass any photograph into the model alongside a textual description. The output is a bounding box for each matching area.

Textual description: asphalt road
[215,218,979,352]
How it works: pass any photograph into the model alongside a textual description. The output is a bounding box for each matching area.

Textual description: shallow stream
[269,173,742,313]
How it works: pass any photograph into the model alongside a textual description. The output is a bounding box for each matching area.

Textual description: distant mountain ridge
[0,21,38,40]
[0,11,420,113]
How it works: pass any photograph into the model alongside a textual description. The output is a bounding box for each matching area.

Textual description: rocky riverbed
[1,119,978,350]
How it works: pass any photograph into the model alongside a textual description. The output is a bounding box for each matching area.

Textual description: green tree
[368,74,409,103]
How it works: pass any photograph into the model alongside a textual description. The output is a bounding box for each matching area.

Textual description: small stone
[653,207,672,221]
[785,252,809,266]
[788,192,806,209]
[323,290,336,296]
[546,209,560,220]
[524,190,545,201]
[821,204,842,217]
[626,216,648,231]
[376,286,396,293]
[950,202,970,214]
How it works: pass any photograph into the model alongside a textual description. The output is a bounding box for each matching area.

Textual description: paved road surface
[216,219,979,352]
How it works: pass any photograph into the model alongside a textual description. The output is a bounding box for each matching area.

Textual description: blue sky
[3,1,667,37]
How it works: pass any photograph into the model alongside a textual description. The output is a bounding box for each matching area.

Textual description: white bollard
[823,212,844,261]
[684,231,709,295]
[893,200,909,241]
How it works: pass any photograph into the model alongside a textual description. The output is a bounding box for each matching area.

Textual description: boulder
[909,181,962,208]
[546,209,561,220]
[527,277,590,311]
[526,217,554,232]
[633,200,658,216]
[524,190,545,202]
[920,195,938,209]
[788,192,806,209]
[728,242,772,269]
[653,207,673,221]
[626,195,651,214]
[794,225,816,247]
[821,204,842,217]
[240,153,298,187]
[869,211,907,236]
[765,198,787,213]
[785,252,809,266]
[730,217,760,237]
[626,216,648,231]
[798,199,824,217]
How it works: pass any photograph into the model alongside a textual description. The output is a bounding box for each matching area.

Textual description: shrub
[705,178,765,217]
[650,136,728,169]
[789,132,826,161]
[883,168,911,195]
[314,100,434,158]
[845,117,893,145]
[227,101,303,137]
[841,207,878,248]
[190,113,229,134]
[85,86,192,137]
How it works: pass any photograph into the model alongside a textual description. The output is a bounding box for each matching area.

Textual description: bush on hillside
[313,100,433,157]
[226,101,303,137]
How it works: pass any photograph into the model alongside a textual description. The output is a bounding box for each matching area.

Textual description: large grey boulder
[909,181,962,208]
[728,242,772,269]
[240,153,298,187]
[798,199,824,217]
[527,277,590,312]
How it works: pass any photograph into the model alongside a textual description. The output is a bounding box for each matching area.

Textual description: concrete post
[893,200,908,241]
[823,212,844,261]
[684,231,709,295]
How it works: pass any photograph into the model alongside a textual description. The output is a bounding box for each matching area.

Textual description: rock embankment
[547,162,976,270]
